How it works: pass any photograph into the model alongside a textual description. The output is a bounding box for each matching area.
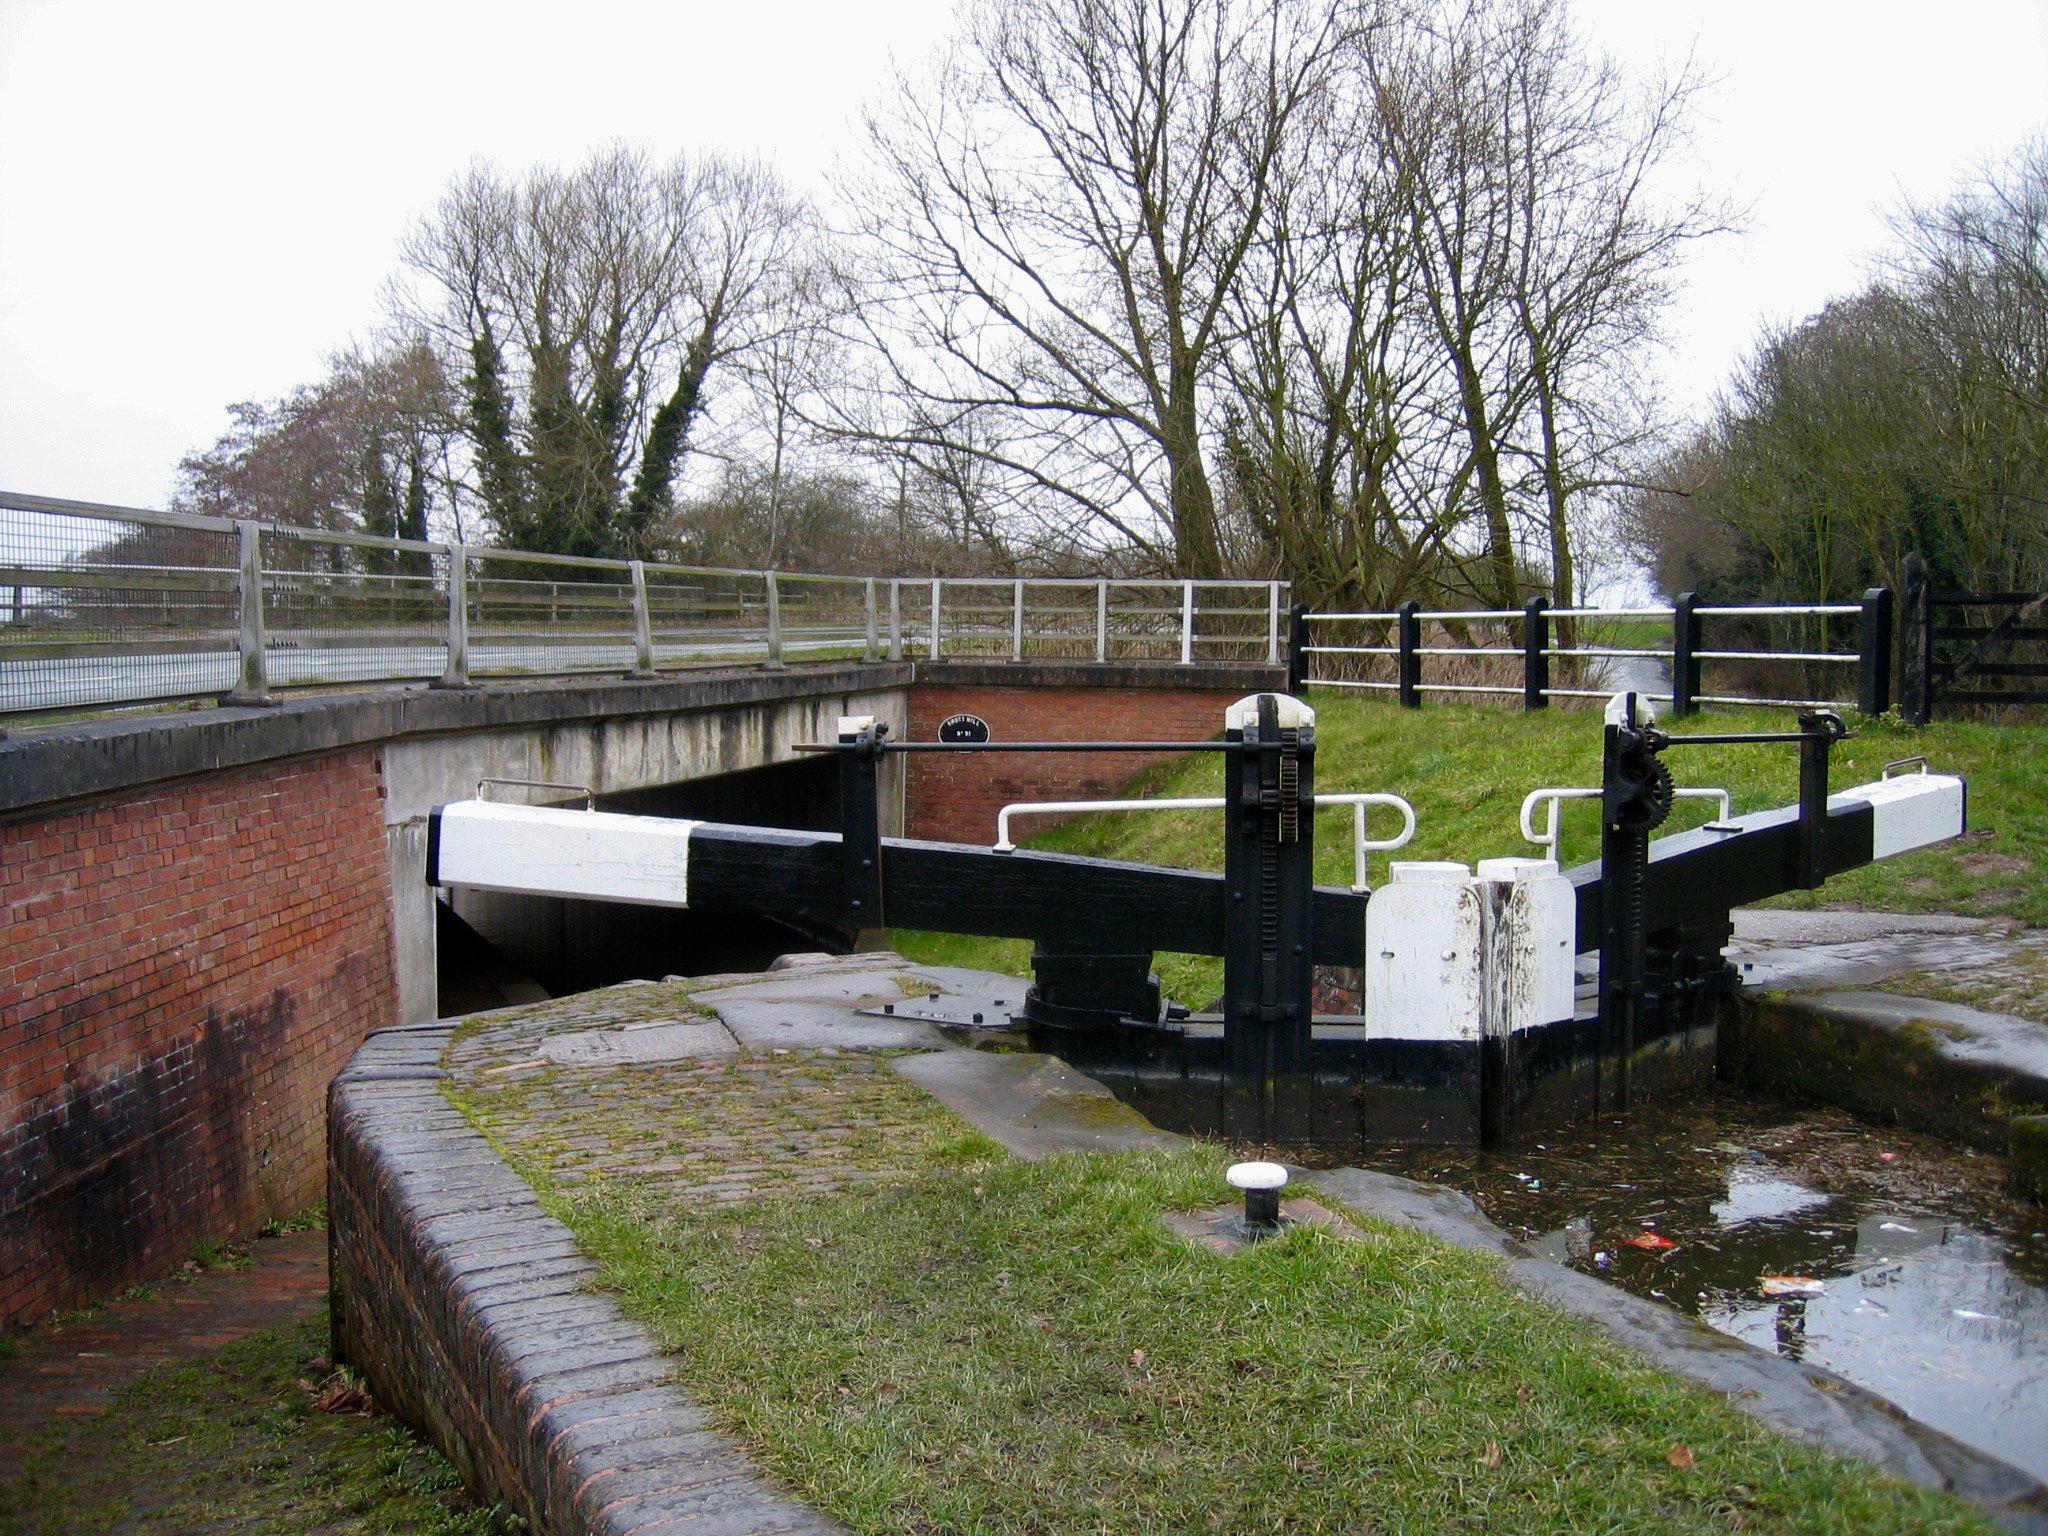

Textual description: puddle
[1357,1089,2048,1482]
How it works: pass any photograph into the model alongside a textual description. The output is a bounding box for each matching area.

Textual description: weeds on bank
[0,1308,511,1536]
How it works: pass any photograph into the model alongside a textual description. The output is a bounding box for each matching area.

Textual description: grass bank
[0,1308,503,1535]
[498,1084,1993,1535]
[898,693,2044,1005]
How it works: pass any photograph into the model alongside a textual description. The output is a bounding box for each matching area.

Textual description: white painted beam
[433,800,699,908]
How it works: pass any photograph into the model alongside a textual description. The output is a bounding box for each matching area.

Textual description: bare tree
[1372,0,1722,610]
[1630,141,2048,607]
[844,0,1357,577]
[396,145,814,560]
[171,337,460,542]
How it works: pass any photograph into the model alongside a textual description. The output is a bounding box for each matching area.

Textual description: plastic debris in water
[1877,1152,1900,1163]
[1879,1221,1920,1234]
[1761,1275,1825,1298]
[1623,1232,1679,1251]
[1593,1250,1612,1269]
[1952,1309,2002,1322]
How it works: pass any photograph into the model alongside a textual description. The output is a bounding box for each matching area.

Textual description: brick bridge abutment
[0,658,1277,1324]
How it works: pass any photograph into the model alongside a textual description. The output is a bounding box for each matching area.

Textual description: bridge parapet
[1,490,1287,719]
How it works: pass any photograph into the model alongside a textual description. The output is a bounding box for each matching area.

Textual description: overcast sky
[2,0,2044,513]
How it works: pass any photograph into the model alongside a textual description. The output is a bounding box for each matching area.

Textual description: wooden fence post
[1522,596,1550,711]
[1899,553,1931,726]
[1858,586,1893,716]
[1671,592,1699,717]
[1397,601,1421,709]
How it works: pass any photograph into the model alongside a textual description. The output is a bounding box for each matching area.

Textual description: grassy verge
[898,693,2045,1005]
[0,1308,506,1535]
[500,1100,1992,1535]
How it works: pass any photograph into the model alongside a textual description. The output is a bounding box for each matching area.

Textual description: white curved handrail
[1519,785,1735,854]
[994,792,1417,892]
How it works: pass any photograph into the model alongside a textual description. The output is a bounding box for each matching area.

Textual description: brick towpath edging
[327,1021,843,1536]
[0,1227,327,1484]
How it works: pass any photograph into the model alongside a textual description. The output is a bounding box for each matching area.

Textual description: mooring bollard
[1227,1160,1289,1236]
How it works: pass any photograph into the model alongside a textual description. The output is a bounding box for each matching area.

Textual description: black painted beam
[682,822,1368,964]
[1568,800,1876,951]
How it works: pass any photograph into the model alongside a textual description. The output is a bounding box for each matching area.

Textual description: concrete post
[764,572,784,668]
[888,579,903,661]
[436,545,470,688]
[1096,581,1108,663]
[864,578,879,661]
[1180,582,1194,665]
[227,519,271,705]
[628,560,656,678]
[1012,579,1025,661]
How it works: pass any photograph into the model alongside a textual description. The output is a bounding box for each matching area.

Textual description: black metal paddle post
[837,716,887,928]
[1221,695,1317,1143]
[1597,704,1851,1112]
[1597,695,1672,1113]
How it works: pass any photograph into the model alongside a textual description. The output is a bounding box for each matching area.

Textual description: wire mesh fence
[1,496,243,712]
[0,492,1291,717]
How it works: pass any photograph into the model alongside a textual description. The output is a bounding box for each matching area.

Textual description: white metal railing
[1300,593,1889,715]
[0,491,1288,716]
[994,791,1415,891]
[1518,786,1736,855]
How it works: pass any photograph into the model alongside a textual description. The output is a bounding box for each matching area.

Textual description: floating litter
[1761,1275,1825,1298]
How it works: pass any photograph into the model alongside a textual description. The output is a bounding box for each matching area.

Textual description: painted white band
[1828,773,1966,861]
[435,800,700,908]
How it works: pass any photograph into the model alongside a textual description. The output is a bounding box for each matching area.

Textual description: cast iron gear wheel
[1627,754,1675,830]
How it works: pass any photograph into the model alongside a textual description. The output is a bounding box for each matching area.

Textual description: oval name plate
[938,713,991,744]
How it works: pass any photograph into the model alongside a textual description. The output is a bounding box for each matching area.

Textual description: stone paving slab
[541,1018,741,1066]
[693,960,955,1051]
[890,1048,1182,1159]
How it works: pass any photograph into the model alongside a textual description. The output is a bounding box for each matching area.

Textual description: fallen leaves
[306,1373,373,1415]
[1479,1439,1504,1468]
[1668,1443,1696,1470]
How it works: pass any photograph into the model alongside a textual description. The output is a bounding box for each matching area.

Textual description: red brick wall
[0,749,398,1325]
[906,684,1249,844]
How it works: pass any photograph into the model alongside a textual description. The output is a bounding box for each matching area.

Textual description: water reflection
[1365,1092,2048,1482]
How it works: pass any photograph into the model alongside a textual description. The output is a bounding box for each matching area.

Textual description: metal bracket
[475,777,594,810]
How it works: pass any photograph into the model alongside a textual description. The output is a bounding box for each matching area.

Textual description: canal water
[1357,1089,2048,1482]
